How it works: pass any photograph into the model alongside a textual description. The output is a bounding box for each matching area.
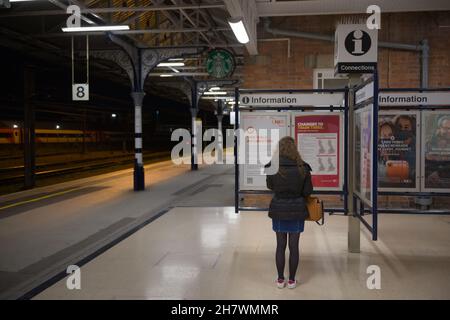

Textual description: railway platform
[0,159,449,300]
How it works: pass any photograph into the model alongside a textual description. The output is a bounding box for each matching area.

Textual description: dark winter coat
[266,157,314,220]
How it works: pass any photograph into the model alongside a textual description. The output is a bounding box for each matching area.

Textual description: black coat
[266,157,313,220]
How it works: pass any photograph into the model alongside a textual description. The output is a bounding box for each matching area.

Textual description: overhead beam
[223,0,258,55]
[0,4,225,18]
[257,0,450,17]
[169,0,213,47]
[38,27,230,37]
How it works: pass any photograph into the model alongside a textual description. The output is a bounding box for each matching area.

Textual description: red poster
[294,114,341,189]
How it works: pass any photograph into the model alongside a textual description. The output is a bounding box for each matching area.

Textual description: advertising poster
[378,111,420,191]
[239,112,290,190]
[422,111,450,192]
[293,113,343,190]
[355,106,373,206]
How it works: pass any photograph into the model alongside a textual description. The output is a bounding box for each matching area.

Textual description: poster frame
[421,110,450,193]
[238,111,291,191]
[354,104,374,207]
[290,112,344,192]
[378,110,421,193]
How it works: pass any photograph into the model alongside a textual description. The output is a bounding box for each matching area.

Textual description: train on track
[0,127,133,144]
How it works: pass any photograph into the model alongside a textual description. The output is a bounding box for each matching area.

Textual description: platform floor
[35,207,450,300]
[1,155,449,300]
[0,160,234,299]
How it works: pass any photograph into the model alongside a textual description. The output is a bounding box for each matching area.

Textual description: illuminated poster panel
[378,111,420,191]
[355,105,374,206]
[239,112,290,190]
[292,113,344,191]
[421,111,450,192]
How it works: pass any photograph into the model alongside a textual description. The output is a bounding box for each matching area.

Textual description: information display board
[239,112,290,190]
[421,111,450,192]
[378,111,420,191]
[355,105,374,206]
[292,113,343,191]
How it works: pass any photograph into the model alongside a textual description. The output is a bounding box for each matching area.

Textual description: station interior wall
[243,12,450,89]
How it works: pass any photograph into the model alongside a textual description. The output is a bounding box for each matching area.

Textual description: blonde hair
[274,136,305,175]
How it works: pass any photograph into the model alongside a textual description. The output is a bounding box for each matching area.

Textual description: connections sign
[335,24,378,74]
[240,93,345,107]
[206,49,235,78]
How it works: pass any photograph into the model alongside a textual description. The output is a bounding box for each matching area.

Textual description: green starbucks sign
[206,49,236,78]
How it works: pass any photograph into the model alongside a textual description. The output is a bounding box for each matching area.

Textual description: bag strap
[302,172,325,227]
[315,201,325,226]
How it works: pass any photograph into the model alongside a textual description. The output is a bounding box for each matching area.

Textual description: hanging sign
[72,83,89,101]
[240,93,345,107]
[379,92,450,106]
[206,49,236,79]
[335,24,378,74]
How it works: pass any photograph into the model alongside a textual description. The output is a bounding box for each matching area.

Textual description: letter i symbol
[352,30,364,54]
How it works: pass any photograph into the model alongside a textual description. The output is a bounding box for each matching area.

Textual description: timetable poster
[294,114,342,190]
[240,112,290,190]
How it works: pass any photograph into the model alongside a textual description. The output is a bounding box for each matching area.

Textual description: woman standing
[266,137,313,289]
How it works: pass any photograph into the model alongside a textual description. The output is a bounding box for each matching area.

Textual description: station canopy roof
[0,0,449,106]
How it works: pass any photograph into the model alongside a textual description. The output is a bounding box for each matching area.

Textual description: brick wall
[243,12,450,89]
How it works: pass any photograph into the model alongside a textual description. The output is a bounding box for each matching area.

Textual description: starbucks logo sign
[206,49,235,79]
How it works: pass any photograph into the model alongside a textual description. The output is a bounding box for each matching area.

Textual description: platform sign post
[71,35,90,101]
[335,23,379,248]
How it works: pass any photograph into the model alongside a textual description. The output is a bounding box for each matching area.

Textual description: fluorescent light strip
[160,74,174,78]
[228,18,249,44]
[157,62,185,67]
[204,91,228,95]
[62,25,130,32]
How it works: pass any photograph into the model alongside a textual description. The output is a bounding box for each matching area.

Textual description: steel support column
[90,34,205,190]
[190,80,199,170]
[165,79,239,171]
[216,99,224,163]
[131,91,145,191]
[347,75,361,253]
[23,66,35,189]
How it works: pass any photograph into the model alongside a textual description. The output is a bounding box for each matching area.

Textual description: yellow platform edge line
[0,187,83,211]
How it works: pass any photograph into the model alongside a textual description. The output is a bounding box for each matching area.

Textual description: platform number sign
[335,24,378,74]
[72,84,89,101]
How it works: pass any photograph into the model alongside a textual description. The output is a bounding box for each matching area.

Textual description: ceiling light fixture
[204,91,228,95]
[228,17,249,44]
[62,25,130,32]
[157,62,185,67]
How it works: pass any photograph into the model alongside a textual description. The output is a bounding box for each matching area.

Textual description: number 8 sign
[72,84,89,101]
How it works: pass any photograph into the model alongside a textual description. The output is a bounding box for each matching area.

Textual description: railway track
[0,151,171,185]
